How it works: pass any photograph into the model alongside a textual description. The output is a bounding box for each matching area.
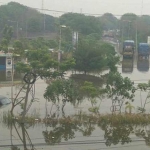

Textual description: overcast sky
[1,0,150,17]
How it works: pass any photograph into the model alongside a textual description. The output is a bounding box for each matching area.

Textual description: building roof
[0,52,20,57]
[124,40,134,43]
[0,52,12,57]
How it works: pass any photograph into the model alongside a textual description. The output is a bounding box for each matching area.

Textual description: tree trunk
[21,124,27,150]
[22,84,30,123]
[62,100,66,117]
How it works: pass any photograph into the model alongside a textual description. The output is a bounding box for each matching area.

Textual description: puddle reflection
[0,69,22,82]
[2,113,150,149]
[137,58,149,72]
[122,58,133,73]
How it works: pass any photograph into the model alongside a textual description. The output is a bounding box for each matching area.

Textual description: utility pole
[136,19,138,52]
[121,21,124,49]
[141,0,143,16]
[17,21,19,39]
[128,21,131,39]
[42,0,45,37]
[11,55,14,101]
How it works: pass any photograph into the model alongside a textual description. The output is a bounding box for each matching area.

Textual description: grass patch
[70,74,103,86]
[2,112,150,126]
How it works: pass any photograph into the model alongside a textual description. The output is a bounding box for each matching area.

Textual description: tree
[44,79,81,114]
[60,13,102,36]
[80,81,105,114]
[125,102,135,114]
[137,81,150,113]
[13,40,24,55]
[27,17,41,32]
[2,25,13,43]
[0,25,13,53]
[99,13,119,30]
[105,71,136,113]
[73,39,119,74]
[12,49,64,119]
[0,2,56,37]
[73,39,103,74]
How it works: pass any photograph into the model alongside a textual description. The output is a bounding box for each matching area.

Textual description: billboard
[72,32,78,50]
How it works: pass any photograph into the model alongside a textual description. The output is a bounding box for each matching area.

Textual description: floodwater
[1,48,150,149]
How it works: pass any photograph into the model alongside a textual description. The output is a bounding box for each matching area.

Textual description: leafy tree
[0,25,13,53]
[2,25,13,42]
[29,37,47,50]
[80,81,100,99]
[105,71,136,113]
[0,2,56,37]
[13,40,24,55]
[73,39,118,74]
[27,17,41,32]
[44,79,81,114]
[73,39,104,74]
[13,48,75,118]
[99,13,119,30]
[47,39,58,49]
[137,81,150,113]
[125,102,135,114]
[80,81,105,114]
[121,13,137,22]
[60,13,102,36]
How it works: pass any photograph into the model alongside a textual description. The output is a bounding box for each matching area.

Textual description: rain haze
[1,0,150,17]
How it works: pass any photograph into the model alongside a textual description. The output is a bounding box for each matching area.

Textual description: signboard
[72,32,78,50]
[0,53,13,57]
[147,36,150,45]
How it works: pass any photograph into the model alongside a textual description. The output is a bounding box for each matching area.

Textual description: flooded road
[0,113,150,150]
[0,49,150,149]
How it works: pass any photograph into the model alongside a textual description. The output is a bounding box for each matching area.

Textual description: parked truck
[138,43,150,60]
[123,40,135,58]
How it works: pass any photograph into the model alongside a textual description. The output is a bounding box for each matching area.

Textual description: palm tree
[125,102,135,114]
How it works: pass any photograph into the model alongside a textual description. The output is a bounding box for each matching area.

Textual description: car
[0,95,11,106]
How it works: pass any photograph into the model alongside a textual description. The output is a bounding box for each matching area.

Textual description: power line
[33,7,149,17]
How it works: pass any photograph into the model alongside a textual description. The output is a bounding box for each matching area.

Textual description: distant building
[0,52,21,82]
